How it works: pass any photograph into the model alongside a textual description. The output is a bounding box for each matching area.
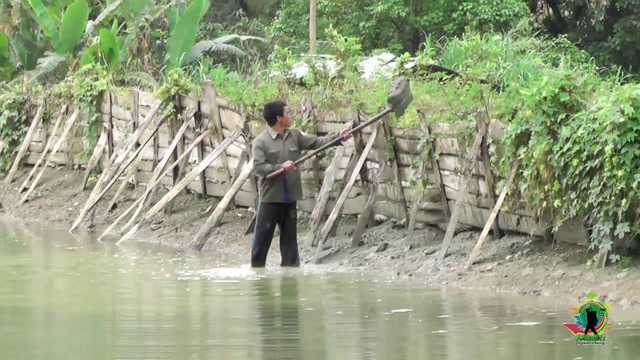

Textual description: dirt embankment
[1,167,639,310]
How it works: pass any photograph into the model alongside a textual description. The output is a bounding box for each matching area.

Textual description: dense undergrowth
[1,10,638,259]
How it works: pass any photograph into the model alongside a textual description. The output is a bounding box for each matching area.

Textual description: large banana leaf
[0,33,11,65]
[29,51,65,82]
[187,41,245,63]
[86,0,125,37]
[80,43,98,66]
[186,35,265,64]
[26,0,60,43]
[166,0,210,69]
[119,0,150,17]
[55,0,89,54]
[0,32,15,80]
[99,28,120,69]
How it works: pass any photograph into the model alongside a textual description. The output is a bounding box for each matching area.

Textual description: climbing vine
[0,83,39,172]
[156,68,199,124]
[55,64,111,160]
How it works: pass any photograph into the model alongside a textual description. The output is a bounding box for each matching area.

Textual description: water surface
[1,218,638,359]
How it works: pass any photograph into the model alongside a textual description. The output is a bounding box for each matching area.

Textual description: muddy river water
[1,217,639,360]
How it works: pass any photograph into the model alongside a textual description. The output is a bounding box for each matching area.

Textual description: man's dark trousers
[251,202,299,267]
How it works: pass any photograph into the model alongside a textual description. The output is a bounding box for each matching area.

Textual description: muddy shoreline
[1,167,639,310]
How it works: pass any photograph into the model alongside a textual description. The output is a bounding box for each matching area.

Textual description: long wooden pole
[309,0,317,55]
[5,103,45,184]
[18,105,67,192]
[74,117,167,218]
[98,130,209,241]
[266,107,392,179]
[308,145,345,245]
[436,119,487,262]
[81,128,108,190]
[69,101,163,233]
[314,120,381,258]
[20,109,80,204]
[190,159,254,251]
[464,160,520,270]
[117,131,241,245]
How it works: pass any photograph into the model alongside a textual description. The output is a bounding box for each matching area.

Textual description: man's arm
[253,138,278,177]
[296,130,337,151]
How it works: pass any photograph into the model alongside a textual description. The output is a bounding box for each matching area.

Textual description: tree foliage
[270,0,529,53]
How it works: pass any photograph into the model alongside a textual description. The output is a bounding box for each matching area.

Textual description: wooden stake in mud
[98,128,210,242]
[5,103,45,184]
[436,118,488,263]
[314,120,382,258]
[480,134,502,238]
[352,162,385,247]
[69,101,162,233]
[20,109,81,204]
[116,131,241,245]
[417,110,450,218]
[18,106,67,192]
[202,80,232,183]
[104,149,142,214]
[194,103,207,197]
[464,159,520,270]
[308,145,345,246]
[105,104,194,215]
[71,115,168,222]
[190,158,254,251]
[81,128,108,190]
[129,88,141,185]
[381,115,409,226]
[408,178,426,233]
[106,93,114,158]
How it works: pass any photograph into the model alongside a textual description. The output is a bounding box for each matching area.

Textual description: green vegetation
[0,1,639,257]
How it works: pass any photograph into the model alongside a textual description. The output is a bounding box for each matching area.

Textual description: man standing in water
[251,101,351,267]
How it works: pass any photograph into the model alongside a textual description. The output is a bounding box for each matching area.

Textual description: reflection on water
[0,218,639,360]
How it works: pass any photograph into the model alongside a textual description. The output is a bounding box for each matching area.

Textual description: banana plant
[26,0,89,55]
[80,21,122,71]
[0,32,15,80]
[25,0,89,80]
[186,34,266,64]
[166,0,210,69]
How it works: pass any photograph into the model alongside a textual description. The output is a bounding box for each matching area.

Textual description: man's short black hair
[263,101,287,126]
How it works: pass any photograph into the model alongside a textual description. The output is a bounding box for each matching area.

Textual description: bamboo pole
[20,109,80,204]
[417,111,450,218]
[436,119,487,262]
[5,103,45,184]
[105,114,193,214]
[98,129,210,242]
[480,135,502,238]
[117,131,241,245]
[194,105,207,197]
[129,88,140,185]
[69,101,163,233]
[106,93,114,158]
[314,120,381,257]
[18,106,67,192]
[190,159,254,251]
[408,187,425,233]
[202,80,232,182]
[104,151,140,214]
[308,145,345,246]
[81,128,108,190]
[351,170,381,247]
[464,160,520,270]
[309,0,317,55]
[381,116,409,226]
